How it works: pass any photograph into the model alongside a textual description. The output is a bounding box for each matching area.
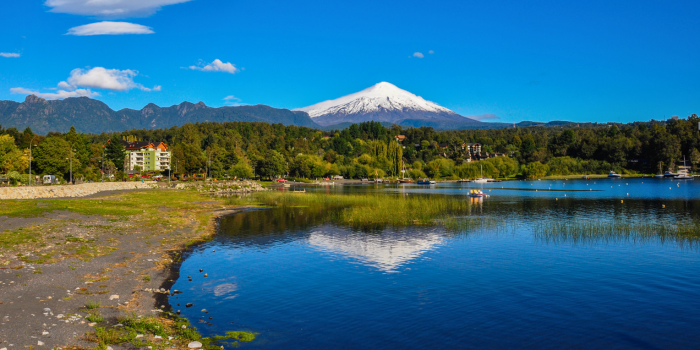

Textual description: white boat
[607,171,621,178]
[417,179,436,185]
[674,157,694,180]
[473,164,492,183]
[654,163,665,178]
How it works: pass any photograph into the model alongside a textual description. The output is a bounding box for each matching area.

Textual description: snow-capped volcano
[295,82,479,127]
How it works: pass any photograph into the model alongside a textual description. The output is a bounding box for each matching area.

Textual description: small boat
[467,189,489,198]
[654,163,665,178]
[398,161,413,183]
[664,171,678,178]
[375,178,384,183]
[607,171,621,178]
[582,176,590,180]
[457,179,471,183]
[674,156,694,180]
[472,164,492,183]
[417,179,436,185]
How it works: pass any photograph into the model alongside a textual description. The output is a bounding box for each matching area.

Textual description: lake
[170,178,700,349]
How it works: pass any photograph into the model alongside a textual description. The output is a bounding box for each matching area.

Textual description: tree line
[1,115,699,182]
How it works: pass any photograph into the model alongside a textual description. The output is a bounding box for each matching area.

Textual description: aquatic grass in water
[534,220,700,248]
[228,192,479,228]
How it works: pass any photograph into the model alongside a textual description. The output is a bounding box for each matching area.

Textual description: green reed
[534,220,700,247]
[228,192,488,229]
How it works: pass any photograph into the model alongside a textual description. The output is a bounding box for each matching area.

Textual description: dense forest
[1,115,699,183]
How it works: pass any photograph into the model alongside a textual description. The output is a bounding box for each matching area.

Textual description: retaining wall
[0,182,159,200]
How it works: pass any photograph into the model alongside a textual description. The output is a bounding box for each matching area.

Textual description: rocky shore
[0,189,260,349]
[174,181,267,197]
[0,182,159,200]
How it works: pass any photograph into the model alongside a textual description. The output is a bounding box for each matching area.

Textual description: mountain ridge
[0,95,319,134]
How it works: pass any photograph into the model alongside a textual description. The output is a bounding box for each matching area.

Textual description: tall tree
[387,140,403,177]
[259,150,287,179]
[0,135,29,173]
[33,136,72,177]
[104,138,126,171]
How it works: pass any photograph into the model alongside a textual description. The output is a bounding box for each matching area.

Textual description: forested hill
[0,95,319,134]
[2,117,699,183]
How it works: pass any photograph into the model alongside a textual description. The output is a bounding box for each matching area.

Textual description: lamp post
[69,147,76,184]
[29,136,37,186]
[207,152,212,181]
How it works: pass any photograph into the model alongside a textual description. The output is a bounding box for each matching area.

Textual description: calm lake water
[171,178,700,349]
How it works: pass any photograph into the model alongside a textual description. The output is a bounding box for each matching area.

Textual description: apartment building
[122,141,171,172]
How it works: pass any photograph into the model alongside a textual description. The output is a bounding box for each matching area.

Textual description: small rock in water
[203,274,208,278]
[187,341,202,348]
[199,269,203,273]
[201,309,207,313]
[176,310,181,315]
[186,303,193,308]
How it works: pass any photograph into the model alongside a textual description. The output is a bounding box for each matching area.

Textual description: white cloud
[45,0,193,18]
[413,52,424,58]
[0,53,20,58]
[188,59,239,74]
[66,67,158,91]
[11,87,98,100]
[223,95,245,106]
[428,50,434,54]
[10,66,160,100]
[67,21,154,36]
[468,114,500,121]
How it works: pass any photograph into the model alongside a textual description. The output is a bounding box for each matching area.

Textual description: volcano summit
[295,82,482,128]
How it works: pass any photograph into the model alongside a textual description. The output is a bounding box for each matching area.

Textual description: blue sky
[1,0,698,123]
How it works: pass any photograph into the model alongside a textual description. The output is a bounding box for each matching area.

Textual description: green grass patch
[85,314,258,350]
[86,312,104,323]
[228,192,479,228]
[0,227,42,250]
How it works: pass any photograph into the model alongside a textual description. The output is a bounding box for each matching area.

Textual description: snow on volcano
[295,82,478,127]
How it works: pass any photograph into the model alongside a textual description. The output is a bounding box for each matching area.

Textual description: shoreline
[0,190,260,349]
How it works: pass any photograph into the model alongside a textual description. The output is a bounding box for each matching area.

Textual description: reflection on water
[173,179,700,349]
[308,227,444,272]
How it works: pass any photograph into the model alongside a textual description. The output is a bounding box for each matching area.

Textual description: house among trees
[394,135,406,142]
[122,140,171,172]
[463,143,482,155]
